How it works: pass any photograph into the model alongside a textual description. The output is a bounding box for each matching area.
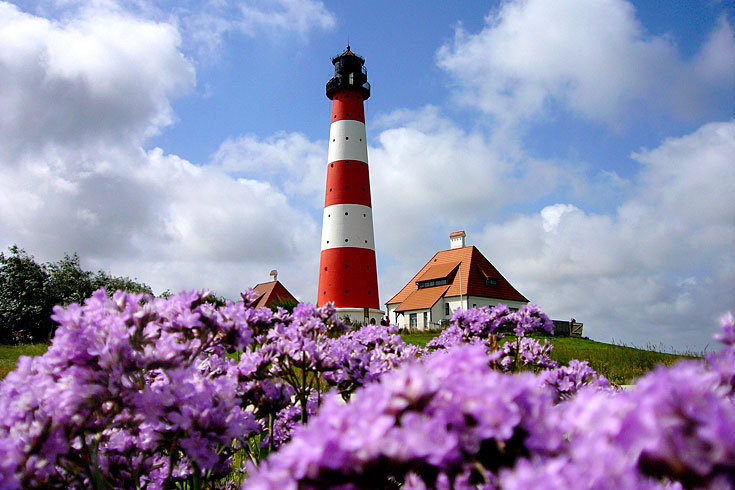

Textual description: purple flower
[715,311,735,346]
[539,360,609,401]
[246,344,560,488]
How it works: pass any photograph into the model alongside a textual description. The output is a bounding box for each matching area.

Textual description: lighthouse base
[334,307,385,327]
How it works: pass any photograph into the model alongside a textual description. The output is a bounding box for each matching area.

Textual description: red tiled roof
[395,285,450,312]
[418,262,459,282]
[386,246,529,309]
[252,280,297,308]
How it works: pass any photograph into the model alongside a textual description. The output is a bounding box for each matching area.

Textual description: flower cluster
[0,289,260,489]
[246,343,561,489]
[538,359,609,401]
[427,304,514,349]
[2,285,733,490]
[324,323,421,399]
[248,312,735,489]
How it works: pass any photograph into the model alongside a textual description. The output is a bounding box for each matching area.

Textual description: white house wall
[387,295,529,331]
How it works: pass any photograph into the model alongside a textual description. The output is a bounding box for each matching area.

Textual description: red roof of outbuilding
[386,246,529,309]
[252,280,298,308]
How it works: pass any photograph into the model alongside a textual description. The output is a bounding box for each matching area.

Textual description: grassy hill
[0,344,48,380]
[1,335,698,385]
[402,331,699,385]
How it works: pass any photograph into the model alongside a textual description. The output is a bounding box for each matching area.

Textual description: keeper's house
[385,231,529,330]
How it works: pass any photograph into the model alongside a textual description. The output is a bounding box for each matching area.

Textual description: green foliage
[0,246,54,343]
[269,298,299,313]
[0,245,154,344]
[46,253,94,306]
[92,270,153,297]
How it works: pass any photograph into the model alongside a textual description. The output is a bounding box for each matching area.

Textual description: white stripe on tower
[327,120,367,163]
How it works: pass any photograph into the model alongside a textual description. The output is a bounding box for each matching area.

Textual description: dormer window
[417,278,448,289]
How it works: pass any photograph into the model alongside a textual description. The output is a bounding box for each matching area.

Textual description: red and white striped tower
[317,46,383,325]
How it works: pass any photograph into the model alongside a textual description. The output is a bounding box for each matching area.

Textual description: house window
[485,277,498,286]
[417,278,448,289]
[445,303,450,316]
[409,313,417,328]
[423,311,428,327]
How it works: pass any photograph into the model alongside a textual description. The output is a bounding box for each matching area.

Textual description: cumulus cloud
[436,0,735,126]
[177,0,336,59]
[22,0,336,61]
[211,132,328,208]
[368,106,569,259]
[0,2,195,160]
[474,121,735,350]
[0,2,321,301]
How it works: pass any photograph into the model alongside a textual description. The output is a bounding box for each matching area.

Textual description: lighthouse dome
[326,45,370,100]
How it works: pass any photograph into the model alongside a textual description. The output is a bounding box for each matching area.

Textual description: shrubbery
[0,288,733,489]
[0,246,152,343]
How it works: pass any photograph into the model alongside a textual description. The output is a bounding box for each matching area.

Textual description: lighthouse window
[345,264,349,268]
[363,213,366,217]
[345,186,349,189]
[345,212,348,215]
[324,267,328,271]
[345,136,349,140]
[345,238,348,242]
[364,240,368,243]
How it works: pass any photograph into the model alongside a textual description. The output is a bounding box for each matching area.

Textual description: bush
[0,246,153,344]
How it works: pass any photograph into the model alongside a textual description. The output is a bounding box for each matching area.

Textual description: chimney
[449,230,466,249]
[270,269,278,282]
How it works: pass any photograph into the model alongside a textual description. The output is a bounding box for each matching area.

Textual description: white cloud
[474,121,735,350]
[0,2,195,159]
[0,3,321,301]
[211,132,328,208]
[177,0,335,59]
[436,0,735,126]
[368,106,568,260]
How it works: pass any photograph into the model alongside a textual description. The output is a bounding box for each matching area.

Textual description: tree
[0,245,157,344]
[0,246,53,343]
[45,253,94,307]
[91,270,153,297]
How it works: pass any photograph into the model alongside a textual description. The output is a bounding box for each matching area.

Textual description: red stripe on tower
[317,46,382,324]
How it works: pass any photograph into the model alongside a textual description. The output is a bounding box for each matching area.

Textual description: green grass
[401,331,699,385]
[0,343,48,380]
[1,334,699,385]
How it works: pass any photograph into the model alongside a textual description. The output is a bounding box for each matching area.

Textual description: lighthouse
[317,46,383,325]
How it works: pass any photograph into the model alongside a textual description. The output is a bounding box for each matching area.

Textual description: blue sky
[1,0,734,350]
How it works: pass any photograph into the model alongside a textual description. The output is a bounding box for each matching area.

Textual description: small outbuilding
[252,270,298,309]
[385,231,529,330]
